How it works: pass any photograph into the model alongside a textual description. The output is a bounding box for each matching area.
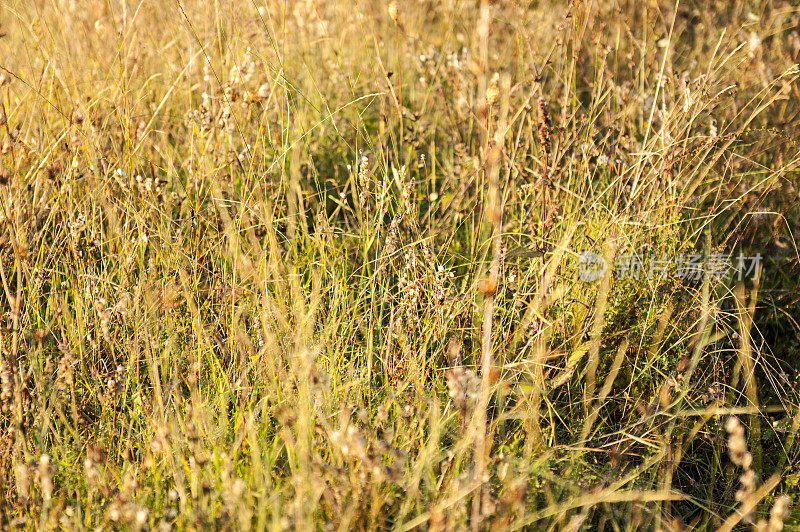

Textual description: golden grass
[0,0,799,529]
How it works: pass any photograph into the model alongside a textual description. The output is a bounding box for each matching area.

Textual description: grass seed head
[537,96,552,159]
[486,76,501,107]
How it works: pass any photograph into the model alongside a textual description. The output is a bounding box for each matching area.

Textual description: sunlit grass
[0,0,798,529]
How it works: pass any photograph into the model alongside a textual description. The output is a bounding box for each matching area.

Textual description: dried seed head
[384,218,400,258]
[15,461,31,499]
[486,78,500,107]
[400,166,415,214]
[445,367,480,414]
[1,134,12,155]
[357,153,371,203]
[257,82,270,99]
[56,345,77,392]
[388,2,399,23]
[72,108,84,125]
[726,416,750,467]
[726,416,758,522]
[736,469,756,501]
[537,96,552,158]
[769,496,791,531]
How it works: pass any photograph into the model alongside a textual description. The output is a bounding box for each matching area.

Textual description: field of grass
[1,0,800,529]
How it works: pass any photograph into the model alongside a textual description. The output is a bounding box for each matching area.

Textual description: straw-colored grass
[0,0,799,529]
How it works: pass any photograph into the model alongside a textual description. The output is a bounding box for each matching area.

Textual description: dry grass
[0,0,799,529]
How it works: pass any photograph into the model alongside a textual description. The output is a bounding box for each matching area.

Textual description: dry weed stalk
[537,96,553,248]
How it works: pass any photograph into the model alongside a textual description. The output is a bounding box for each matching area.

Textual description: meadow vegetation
[0,0,799,529]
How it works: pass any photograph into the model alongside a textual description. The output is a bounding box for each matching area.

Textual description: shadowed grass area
[0,0,799,529]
